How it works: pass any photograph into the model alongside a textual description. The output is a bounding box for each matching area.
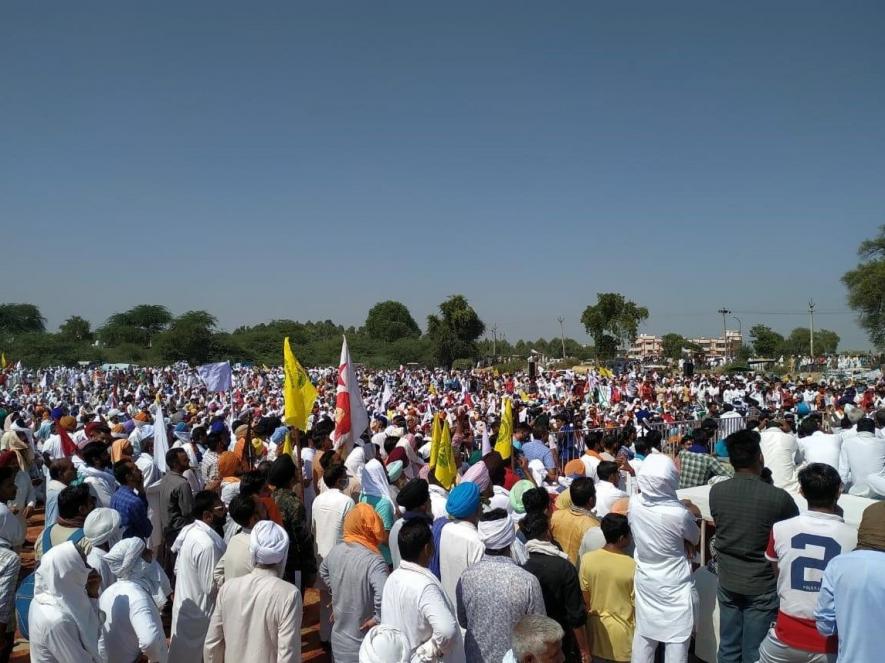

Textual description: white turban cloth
[478,514,516,551]
[250,520,289,566]
[83,507,122,547]
[359,624,410,663]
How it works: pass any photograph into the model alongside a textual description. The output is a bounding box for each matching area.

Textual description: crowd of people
[0,360,884,662]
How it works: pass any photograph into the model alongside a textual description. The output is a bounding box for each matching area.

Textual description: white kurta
[439,520,484,609]
[81,468,117,508]
[428,485,449,520]
[99,579,168,663]
[629,495,700,643]
[381,561,465,663]
[28,603,103,663]
[169,522,226,663]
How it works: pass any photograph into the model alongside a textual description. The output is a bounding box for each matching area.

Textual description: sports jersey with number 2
[765,511,857,653]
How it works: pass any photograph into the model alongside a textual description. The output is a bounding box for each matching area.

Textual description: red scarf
[58,426,78,457]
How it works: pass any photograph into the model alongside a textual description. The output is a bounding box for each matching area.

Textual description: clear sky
[2,2,883,350]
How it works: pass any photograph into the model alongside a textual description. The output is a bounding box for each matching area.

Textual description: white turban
[83,508,122,547]
[250,520,289,567]
[359,624,410,663]
[104,537,147,580]
[478,514,516,551]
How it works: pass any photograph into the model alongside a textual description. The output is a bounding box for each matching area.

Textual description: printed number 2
[790,534,841,592]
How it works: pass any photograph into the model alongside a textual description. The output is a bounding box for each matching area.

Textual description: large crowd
[1,360,884,663]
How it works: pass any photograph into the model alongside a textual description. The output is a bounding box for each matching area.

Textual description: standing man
[169,491,227,663]
[111,459,152,541]
[204,521,302,663]
[457,509,546,663]
[759,417,801,494]
[550,477,598,565]
[388,478,431,569]
[758,463,856,662]
[439,482,484,608]
[158,448,194,578]
[310,462,354,646]
[80,442,117,508]
[45,458,76,527]
[815,501,885,661]
[711,430,799,663]
[629,454,700,663]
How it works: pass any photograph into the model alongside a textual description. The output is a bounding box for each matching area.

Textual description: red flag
[333,336,369,452]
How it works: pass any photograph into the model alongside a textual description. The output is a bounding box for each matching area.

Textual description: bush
[451,358,475,371]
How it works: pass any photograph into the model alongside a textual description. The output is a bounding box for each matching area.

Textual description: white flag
[381,381,393,409]
[332,336,369,452]
[196,361,232,392]
[151,402,170,473]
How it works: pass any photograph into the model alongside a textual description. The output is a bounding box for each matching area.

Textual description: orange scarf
[343,503,384,555]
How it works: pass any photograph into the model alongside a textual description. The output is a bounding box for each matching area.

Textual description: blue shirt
[111,486,153,540]
[816,549,885,662]
[521,439,555,470]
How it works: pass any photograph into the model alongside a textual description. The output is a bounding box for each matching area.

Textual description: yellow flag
[494,398,514,460]
[281,432,294,458]
[434,419,457,489]
[283,337,317,434]
[429,412,442,470]
[0,353,5,369]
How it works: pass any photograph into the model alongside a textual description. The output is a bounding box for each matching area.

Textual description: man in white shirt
[760,418,801,494]
[796,417,841,471]
[80,442,117,508]
[389,478,432,570]
[381,519,463,662]
[169,491,228,663]
[439,482,484,609]
[214,494,272,586]
[310,463,354,645]
[759,463,856,662]
[205,521,302,663]
[99,538,169,663]
[594,461,628,518]
[840,418,885,497]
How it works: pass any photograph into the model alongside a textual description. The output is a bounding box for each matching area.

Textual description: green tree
[661,333,687,360]
[0,303,46,335]
[100,304,172,347]
[784,327,840,355]
[842,225,885,349]
[364,301,421,342]
[427,295,485,368]
[580,293,649,360]
[155,310,218,364]
[58,315,93,342]
[750,324,785,357]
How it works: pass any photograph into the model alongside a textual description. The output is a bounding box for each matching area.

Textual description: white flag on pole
[196,361,232,393]
[332,336,369,452]
[151,402,170,473]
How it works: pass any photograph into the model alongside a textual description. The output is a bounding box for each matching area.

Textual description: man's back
[765,511,856,655]
[816,549,885,663]
[457,555,545,663]
[205,568,302,663]
[798,432,841,471]
[840,433,885,496]
[159,471,191,536]
[551,506,599,565]
[439,520,484,608]
[710,475,799,595]
[311,488,354,560]
[759,428,800,493]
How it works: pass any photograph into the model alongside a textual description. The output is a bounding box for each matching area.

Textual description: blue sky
[2,2,883,349]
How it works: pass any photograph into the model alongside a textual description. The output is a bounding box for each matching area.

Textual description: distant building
[627,330,742,360]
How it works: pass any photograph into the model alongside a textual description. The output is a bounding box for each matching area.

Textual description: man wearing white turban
[629,453,701,663]
[204,521,303,663]
[28,541,104,663]
[83,507,123,591]
[358,624,410,663]
[98,538,168,663]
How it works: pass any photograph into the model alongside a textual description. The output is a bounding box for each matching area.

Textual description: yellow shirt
[550,506,599,565]
[579,548,636,662]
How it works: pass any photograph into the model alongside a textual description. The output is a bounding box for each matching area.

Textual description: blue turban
[796,402,811,417]
[50,407,64,421]
[446,482,480,519]
[174,421,188,432]
[209,420,226,434]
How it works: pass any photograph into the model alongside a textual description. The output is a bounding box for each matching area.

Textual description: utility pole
[809,300,815,358]
[718,308,732,362]
[490,324,498,358]
[557,316,566,359]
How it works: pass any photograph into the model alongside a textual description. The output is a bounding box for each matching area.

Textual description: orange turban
[343,503,385,555]
[134,411,151,423]
[58,416,77,432]
[111,438,133,464]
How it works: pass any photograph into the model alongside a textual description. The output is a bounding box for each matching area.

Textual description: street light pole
[809,300,815,358]
[557,316,566,359]
[718,308,732,362]
[732,316,742,359]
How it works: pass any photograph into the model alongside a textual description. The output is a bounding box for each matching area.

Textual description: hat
[446,482,481,519]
